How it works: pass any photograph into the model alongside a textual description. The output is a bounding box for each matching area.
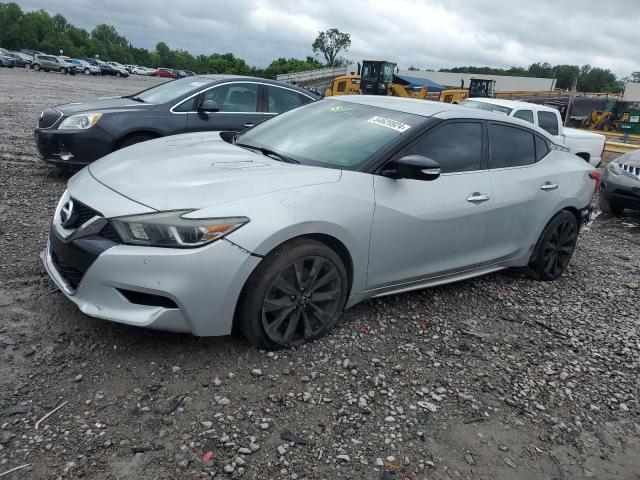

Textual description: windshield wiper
[128,95,145,103]
[235,142,299,164]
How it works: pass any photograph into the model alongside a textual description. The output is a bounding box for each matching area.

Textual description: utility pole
[564,78,578,127]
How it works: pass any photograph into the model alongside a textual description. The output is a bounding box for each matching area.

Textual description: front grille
[73,200,101,227]
[51,250,84,290]
[99,223,122,243]
[39,108,62,129]
[620,163,640,180]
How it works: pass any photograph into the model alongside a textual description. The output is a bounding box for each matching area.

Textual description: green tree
[312,28,351,67]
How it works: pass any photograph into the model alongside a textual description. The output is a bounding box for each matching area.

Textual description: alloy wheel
[261,255,342,346]
[541,220,577,278]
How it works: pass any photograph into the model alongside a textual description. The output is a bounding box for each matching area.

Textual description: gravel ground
[0,68,639,480]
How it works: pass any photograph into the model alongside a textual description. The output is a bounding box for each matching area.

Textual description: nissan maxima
[34,75,318,168]
[42,96,599,349]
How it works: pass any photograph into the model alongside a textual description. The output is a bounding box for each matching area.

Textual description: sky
[17,0,640,77]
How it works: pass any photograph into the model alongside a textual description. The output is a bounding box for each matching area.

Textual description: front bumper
[34,126,115,166]
[41,227,261,336]
[601,169,640,210]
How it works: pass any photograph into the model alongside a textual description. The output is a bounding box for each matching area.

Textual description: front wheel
[237,239,348,350]
[527,211,578,281]
[33,64,41,71]
[24,63,30,69]
[84,68,90,75]
[116,72,122,77]
[600,194,624,216]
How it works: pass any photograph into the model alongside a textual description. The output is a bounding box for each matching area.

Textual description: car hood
[88,132,342,211]
[618,150,640,167]
[55,97,154,115]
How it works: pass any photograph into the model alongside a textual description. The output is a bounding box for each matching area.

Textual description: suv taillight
[589,171,602,193]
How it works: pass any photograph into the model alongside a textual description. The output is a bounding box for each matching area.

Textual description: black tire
[527,211,578,281]
[599,194,624,216]
[116,134,156,150]
[116,72,122,77]
[24,63,30,69]
[33,63,41,71]
[237,239,348,350]
[84,68,90,75]
[61,67,67,74]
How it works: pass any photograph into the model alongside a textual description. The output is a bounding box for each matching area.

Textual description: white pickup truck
[461,98,605,167]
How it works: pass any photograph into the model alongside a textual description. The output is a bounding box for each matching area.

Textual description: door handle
[541,182,558,191]
[467,193,490,203]
[243,123,254,128]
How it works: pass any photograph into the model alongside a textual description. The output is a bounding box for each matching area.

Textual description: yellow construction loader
[324,60,495,103]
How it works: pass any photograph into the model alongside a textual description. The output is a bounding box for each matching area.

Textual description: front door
[186,82,266,133]
[367,121,493,291]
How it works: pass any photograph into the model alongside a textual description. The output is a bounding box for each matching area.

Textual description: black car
[0,53,16,68]
[34,75,319,167]
[4,51,32,68]
[85,58,129,77]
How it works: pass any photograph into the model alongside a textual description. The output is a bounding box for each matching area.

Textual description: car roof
[326,95,558,142]
[464,97,558,112]
[190,75,320,98]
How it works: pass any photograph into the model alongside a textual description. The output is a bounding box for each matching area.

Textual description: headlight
[608,162,623,175]
[111,210,249,248]
[58,113,102,130]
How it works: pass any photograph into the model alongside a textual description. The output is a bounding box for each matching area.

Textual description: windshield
[237,100,425,169]
[460,99,512,115]
[131,76,209,104]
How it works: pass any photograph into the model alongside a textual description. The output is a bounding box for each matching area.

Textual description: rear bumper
[34,126,114,166]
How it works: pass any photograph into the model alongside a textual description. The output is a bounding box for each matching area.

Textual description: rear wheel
[116,72,122,77]
[24,63,30,69]
[238,239,348,350]
[527,211,578,281]
[600,194,623,216]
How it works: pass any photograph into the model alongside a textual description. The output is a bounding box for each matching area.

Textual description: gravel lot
[0,68,639,480]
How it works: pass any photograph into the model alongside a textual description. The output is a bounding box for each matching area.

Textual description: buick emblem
[60,200,78,228]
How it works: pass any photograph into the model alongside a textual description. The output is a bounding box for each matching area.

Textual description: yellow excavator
[325,60,496,103]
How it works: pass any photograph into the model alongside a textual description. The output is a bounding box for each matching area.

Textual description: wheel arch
[575,152,590,163]
[113,130,162,150]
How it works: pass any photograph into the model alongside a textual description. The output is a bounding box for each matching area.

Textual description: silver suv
[31,54,75,74]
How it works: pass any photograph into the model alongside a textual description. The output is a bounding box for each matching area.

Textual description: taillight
[589,171,602,193]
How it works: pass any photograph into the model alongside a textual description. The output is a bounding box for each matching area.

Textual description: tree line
[0,1,635,92]
[0,2,324,78]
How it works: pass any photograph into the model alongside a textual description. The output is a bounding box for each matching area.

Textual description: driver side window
[203,83,258,112]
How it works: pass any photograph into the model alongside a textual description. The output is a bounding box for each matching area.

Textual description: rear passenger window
[513,110,534,124]
[537,111,559,135]
[489,124,536,168]
[401,122,482,173]
[267,86,304,113]
[535,136,550,161]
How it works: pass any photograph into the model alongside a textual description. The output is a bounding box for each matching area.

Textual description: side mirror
[382,155,441,181]
[197,99,220,113]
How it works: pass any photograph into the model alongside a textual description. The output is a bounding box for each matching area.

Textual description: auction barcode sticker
[367,116,411,133]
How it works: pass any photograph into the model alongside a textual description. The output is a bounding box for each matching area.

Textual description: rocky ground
[0,68,639,480]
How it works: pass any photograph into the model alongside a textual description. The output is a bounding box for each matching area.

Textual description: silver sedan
[42,96,598,349]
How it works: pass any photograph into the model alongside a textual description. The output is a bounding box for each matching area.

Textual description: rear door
[367,121,493,290]
[186,82,265,132]
[483,122,560,263]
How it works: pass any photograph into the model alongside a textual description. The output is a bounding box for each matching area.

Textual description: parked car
[153,68,177,78]
[85,58,129,77]
[0,53,16,68]
[107,61,129,75]
[460,98,606,167]
[41,96,598,349]
[600,150,640,215]
[68,59,101,75]
[31,54,75,74]
[4,51,32,68]
[34,75,318,167]
[131,65,152,75]
[175,70,190,78]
